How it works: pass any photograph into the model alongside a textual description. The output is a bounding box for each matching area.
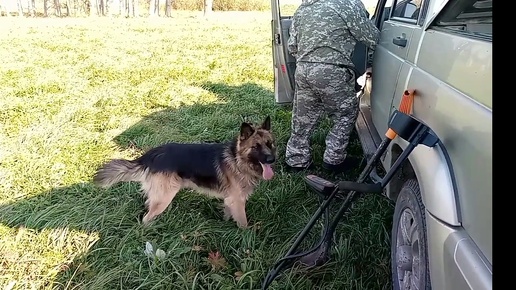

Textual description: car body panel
[400,51,492,263]
[416,30,492,108]
[426,212,492,290]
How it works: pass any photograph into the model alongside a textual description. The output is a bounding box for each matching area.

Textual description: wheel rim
[395,208,422,290]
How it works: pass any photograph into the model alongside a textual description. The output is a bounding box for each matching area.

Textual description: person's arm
[287,18,298,58]
[340,1,380,51]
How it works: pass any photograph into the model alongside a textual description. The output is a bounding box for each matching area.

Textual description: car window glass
[362,0,382,17]
[392,0,422,21]
[382,0,394,20]
[433,0,492,41]
[278,0,301,17]
[369,0,394,30]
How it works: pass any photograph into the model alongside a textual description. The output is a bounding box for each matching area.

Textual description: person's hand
[365,67,372,78]
[357,67,372,89]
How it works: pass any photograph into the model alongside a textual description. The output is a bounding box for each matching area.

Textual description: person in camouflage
[284,0,380,173]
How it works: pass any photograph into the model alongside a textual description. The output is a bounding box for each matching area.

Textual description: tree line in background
[0,0,270,17]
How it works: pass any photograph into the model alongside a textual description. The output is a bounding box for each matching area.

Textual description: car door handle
[393,36,407,47]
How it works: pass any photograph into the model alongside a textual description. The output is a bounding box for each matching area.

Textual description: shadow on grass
[0,82,393,290]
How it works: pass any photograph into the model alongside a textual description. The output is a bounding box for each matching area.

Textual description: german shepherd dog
[93,116,276,228]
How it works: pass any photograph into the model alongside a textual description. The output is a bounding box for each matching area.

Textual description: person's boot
[322,156,363,174]
[284,160,314,173]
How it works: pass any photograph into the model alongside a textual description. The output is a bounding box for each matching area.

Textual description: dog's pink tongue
[260,163,274,180]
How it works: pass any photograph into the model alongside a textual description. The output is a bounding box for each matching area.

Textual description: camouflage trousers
[285,62,359,167]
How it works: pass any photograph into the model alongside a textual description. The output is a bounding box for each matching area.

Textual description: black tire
[391,179,432,290]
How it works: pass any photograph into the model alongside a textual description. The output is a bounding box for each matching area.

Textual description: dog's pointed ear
[240,122,255,140]
[261,116,271,131]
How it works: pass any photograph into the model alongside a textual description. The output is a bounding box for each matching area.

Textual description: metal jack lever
[261,109,440,290]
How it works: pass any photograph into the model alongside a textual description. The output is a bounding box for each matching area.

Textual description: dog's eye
[254,143,262,149]
[266,141,273,148]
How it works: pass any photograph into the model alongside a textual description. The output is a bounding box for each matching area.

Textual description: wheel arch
[384,139,461,226]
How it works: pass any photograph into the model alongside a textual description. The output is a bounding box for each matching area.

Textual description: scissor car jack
[262,108,440,289]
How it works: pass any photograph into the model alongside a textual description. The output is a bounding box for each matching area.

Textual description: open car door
[271,0,369,105]
[271,0,297,104]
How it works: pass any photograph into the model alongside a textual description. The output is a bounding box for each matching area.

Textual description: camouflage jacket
[288,0,380,66]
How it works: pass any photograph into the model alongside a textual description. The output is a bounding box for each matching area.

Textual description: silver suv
[271,0,492,289]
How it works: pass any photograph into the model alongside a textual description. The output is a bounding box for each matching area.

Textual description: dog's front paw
[223,208,231,221]
[142,214,155,225]
[236,220,249,229]
[237,223,249,229]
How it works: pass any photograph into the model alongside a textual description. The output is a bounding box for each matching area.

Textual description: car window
[392,0,423,22]
[432,0,492,41]
[362,0,382,17]
[370,0,394,30]
[278,0,301,17]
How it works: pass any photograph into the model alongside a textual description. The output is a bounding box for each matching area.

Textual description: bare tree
[118,0,123,15]
[54,0,62,16]
[27,0,35,17]
[1,0,11,17]
[89,0,95,16]
[17,0,23,17]
[126,0,132,17]
[148,0,158,17]
[204,0,212,18]
[98,0,103,15]
[73,0,78,16]
[65,0,71,15]
[164,0,171,17]
[132,0,138,17]
[103,0,107,15]
[147,0,152,16]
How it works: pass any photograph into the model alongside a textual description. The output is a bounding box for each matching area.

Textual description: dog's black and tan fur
[93,116,276,228]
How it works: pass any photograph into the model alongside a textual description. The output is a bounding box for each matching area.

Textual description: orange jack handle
[385,128,397,140]
[385,89,417,139]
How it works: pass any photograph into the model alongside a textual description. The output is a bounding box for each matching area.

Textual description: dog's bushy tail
[93,159,146,188]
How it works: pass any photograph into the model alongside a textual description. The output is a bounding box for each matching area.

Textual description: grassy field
[0,11,393,290]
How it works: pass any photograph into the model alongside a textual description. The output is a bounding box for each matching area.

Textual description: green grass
[0,12,393,290]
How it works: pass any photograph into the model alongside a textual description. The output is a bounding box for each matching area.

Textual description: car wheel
[391,179,432,290]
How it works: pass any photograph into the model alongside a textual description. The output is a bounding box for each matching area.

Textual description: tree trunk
[17,0,24,17]
[132,0,138,17]
[2,0,11,17]
[164,0,171,17]
[99,0,103,15]
[28,0,35,17]
[120,0,125,16]
[203,0,212,18]
[150,0,160,17]
[148,0,156,16]
[55,0,62,16]
[66,0,70,16]
[44,0,48,16]
[89,0,94,16]
[126,0,132,17]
